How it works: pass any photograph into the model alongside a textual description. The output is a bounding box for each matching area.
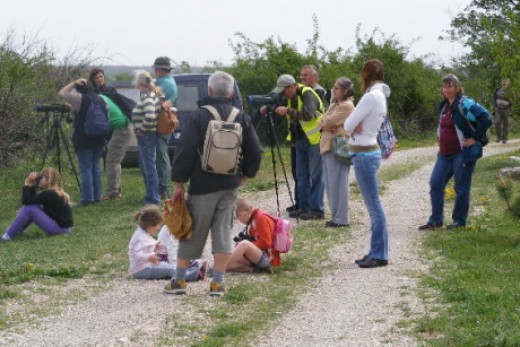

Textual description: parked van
[119,73,243,167]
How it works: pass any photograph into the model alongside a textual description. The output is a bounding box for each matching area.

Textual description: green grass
[416,150,520,347]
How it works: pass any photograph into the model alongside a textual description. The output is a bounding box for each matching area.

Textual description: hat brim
[153,65,172,70]
[272,86,284,94]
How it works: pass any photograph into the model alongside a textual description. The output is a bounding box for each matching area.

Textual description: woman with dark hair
[343,59,390,268]
[319,77,355,228]
[59,78,106,206]
[418,74,492,230]
[89,67,132,200]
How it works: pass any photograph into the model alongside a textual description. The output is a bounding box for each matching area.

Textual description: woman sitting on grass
[129,205,208,280]
[226,198,281,273]
[1,167,73,241]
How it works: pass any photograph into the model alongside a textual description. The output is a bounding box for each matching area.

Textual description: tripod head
[35,103,72,124]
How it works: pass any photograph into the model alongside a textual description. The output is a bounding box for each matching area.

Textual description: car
[119,73,244,167]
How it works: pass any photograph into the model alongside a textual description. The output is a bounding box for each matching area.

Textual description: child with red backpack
[226,198,282,273]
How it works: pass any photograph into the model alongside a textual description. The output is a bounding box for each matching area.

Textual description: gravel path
[1,141,518,347]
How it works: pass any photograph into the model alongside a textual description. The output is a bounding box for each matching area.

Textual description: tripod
[263,111,296,217]
[41,111,81,188]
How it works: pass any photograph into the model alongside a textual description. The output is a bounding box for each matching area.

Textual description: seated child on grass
[226,198,281,273]
[128,205,207,280]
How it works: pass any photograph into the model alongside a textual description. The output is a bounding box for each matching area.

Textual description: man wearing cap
[264,74,325,220]
[153,56,178,199]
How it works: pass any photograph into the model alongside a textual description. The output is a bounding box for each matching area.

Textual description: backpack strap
[202,105,240,122]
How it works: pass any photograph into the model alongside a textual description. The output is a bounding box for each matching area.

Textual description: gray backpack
[200,105,242,175]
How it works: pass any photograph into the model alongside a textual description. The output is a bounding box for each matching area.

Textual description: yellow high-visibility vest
[286,84,324,144]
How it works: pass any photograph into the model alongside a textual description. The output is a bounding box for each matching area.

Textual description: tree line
[0,1,517,166]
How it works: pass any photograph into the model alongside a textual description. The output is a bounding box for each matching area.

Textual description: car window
[176,85,199,112]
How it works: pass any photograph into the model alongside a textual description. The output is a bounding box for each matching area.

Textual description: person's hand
[239,176,248,186]
[24,172,38,186]
[163,100,173,109]
[75,78,87,86]
[354,124,363,134]
[275,106,288,117]
[155,242,166,253]
[463,138,477,147]
[172,183,185,202]
[259,105,268,117]
[148,253,159,265]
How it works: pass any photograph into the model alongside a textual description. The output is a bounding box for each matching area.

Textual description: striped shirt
[131,91,160,133]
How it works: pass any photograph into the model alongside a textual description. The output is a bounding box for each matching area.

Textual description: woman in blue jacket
[419,74,492,230]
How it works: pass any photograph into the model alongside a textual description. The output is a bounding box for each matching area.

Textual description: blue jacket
[438,95,492,164]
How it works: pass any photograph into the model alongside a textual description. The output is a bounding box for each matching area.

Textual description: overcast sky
[1,0,472,67]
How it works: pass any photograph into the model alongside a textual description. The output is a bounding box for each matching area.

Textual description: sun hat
[273,74,296,93]
[153,56,173,70]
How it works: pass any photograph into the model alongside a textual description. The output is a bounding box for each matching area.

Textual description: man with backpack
[165,71,262,297]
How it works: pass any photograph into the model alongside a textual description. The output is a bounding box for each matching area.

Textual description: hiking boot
[285,205,298,213]
[418,222,442,230]
[209,281,225,297]
[101,192,122,201]
[164,279,187,295]
[299,212,325,220]
[288,210,302,218]
[357,258,388,268]
[354,254,369,265]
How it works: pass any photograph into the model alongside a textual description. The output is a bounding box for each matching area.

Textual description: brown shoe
[101,192,122,201]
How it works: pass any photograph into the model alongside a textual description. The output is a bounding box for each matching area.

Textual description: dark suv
[121,73,243,167]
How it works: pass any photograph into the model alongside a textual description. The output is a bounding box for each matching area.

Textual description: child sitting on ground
[226,198,281,273]
[128,205,207,280]
[1,167,73,241]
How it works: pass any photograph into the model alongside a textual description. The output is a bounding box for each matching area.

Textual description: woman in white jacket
[343,59,390,268]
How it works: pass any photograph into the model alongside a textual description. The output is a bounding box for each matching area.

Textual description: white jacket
[344,83,390,147]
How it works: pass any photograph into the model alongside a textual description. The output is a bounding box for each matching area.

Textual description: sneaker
[209,281,225,297]
[164,279,187,295]
[198,260,209,281]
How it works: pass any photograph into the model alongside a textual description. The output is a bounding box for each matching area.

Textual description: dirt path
[0,141,518,347]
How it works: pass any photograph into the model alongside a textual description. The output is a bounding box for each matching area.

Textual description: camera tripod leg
[265,113,296,216]
[57,122,81,189]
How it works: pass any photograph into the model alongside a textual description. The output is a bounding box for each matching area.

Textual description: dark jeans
[428,152,476,226]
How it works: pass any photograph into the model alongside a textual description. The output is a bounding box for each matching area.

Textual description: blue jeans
[428,152,476,226]
[137,132,160,204]
[133,260,202,281]
[353,154,388,260]
[76,148,103,203]
[295,137,324,214]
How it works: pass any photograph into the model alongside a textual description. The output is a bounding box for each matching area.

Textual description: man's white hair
[208,71,234,98]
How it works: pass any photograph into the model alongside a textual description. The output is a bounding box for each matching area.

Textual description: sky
[0,0,472,67]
